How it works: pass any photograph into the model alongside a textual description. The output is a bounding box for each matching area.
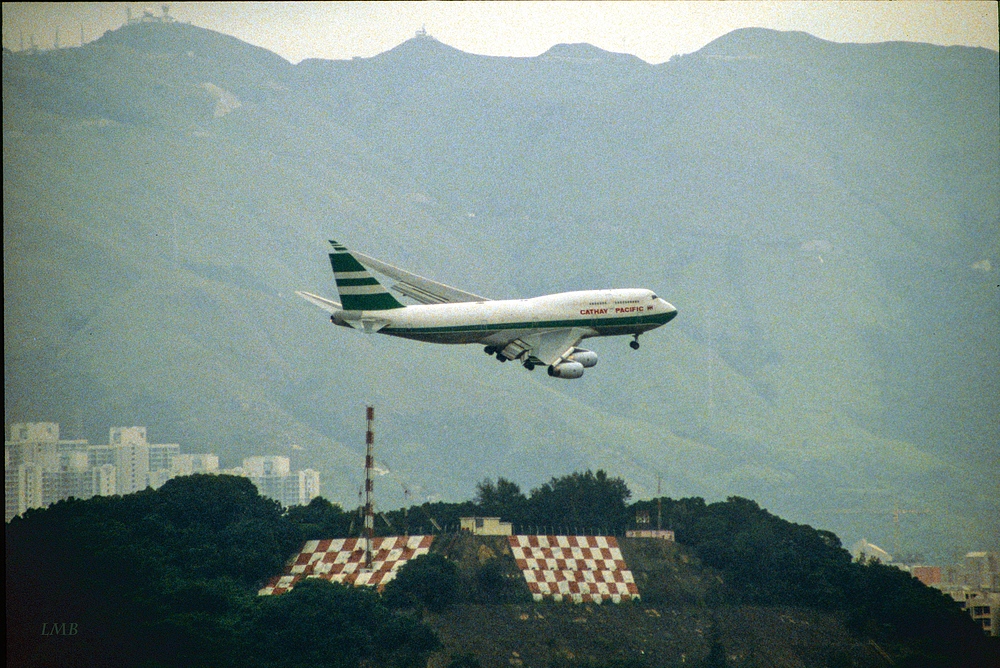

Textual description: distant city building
[850,538,893,563]
[110,427,151,495]
[943,589,999,637]
[920,550,1000,637]
[7,422,320,519]
[149,443,181,473]
[231,456,320,508]
[88,444,115,469]
[6,422,88,520]
[911,566,942,587]
[170,453,220,479]
[244,455,291,478]
[291,468,321,507]
[964,552,1000,590]
[6,422,231,521]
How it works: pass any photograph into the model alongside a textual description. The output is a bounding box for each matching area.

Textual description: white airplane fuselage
[332,288,677,346]
[302,239,678,378]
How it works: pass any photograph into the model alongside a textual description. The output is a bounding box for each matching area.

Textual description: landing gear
[496,353,507,363]
[630,335,640,350]
[484,346,496,355]
[523,361,535,371]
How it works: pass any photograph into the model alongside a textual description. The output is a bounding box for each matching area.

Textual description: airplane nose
[661,300,678,322]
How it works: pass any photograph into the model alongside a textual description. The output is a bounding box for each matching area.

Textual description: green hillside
[4,23,998,562]
[8,474,995,667]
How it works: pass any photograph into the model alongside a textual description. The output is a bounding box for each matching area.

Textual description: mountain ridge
[4,22,997,562]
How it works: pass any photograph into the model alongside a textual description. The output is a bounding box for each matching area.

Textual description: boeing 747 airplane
[297,241,677,378]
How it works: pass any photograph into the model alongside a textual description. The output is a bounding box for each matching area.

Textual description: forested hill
[4,21,998,562]
[7,474,996,667]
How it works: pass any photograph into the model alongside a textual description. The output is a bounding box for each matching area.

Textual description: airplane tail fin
[328,240,405,311]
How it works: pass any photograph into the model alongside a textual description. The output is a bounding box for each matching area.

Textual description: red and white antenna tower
[363,405,376,570]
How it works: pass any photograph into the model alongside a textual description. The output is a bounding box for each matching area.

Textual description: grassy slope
[424,604,886,668]
[420,535,885,667]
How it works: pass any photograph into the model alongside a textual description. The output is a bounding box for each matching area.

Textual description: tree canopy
[6,474,440,668]
[7,470,993,667]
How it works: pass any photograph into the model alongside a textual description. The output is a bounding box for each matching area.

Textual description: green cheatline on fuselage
[384,309,675,335]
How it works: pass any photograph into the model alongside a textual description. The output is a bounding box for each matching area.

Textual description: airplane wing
[296,291,342,313]
[520,328,589,367]
[350,250,490,305]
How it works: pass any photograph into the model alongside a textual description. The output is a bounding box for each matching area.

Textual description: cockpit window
[651,294,658,300]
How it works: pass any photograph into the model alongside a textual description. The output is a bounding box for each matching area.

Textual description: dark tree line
[286,470,631,540]
[294,472,993,666]
[7,470,995,668]
[631,495,993,667]
[6,474,438,668]
[475,470,631,534]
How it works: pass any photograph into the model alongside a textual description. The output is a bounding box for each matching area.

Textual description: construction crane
[891,503,928,560]
[817,503,930,561]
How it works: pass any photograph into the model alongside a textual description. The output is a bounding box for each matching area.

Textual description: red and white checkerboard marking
[258,535,434,595]
[508,535,639,603]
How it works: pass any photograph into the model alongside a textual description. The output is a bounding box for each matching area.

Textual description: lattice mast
[363,405,376,569]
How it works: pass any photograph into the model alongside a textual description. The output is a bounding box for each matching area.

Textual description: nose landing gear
[629,335,640,350]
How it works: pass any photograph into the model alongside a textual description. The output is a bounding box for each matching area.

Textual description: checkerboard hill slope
[274,485,997,665]
[271,530,720,607]
[422,532,721,606]
[256,528,721,606]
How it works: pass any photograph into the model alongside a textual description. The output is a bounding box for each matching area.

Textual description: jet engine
[548,361,585,379]
[567,349,598,368]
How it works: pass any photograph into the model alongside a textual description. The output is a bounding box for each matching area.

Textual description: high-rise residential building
[148,444,181,473]
[171,454,220,476]
[7,422,60,444]
[110,426,147,446]
[41,451,93,506]
[87,445,115,469]
[7,422,315,519]
[237,457,320,508]
[6,423,88,521]
[285,469,321,508]
[148,443,182,489]
[110,428,150,496]
[6,422,61,469]
[243,456,291,477]
[964,552,1000,589]
[93,464,117,497]
[6,463,43,522]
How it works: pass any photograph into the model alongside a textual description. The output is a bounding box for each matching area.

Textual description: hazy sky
[3,1,998,64]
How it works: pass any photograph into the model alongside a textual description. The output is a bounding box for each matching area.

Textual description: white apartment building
[6,423,81,521]
[6,423,221,520]
[7,423,320,518]
[109,427,151,495]
[233,456,320,508]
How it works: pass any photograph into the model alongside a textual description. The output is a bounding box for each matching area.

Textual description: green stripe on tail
[328,240,405,311]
